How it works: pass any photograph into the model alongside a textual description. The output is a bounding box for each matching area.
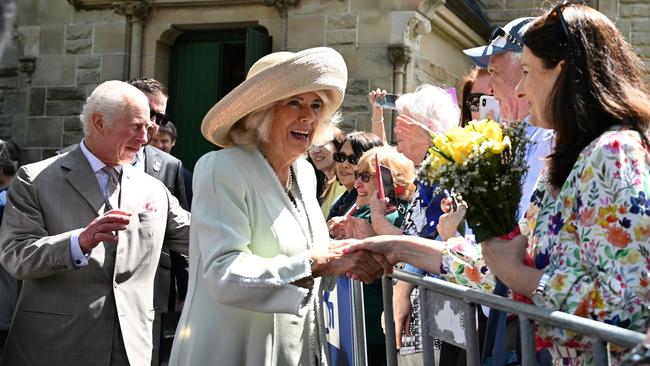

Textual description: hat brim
[462,44,510,68]
[201,47,348,148]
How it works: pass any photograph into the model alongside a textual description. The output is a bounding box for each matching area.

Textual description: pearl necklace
[284,168,293,194]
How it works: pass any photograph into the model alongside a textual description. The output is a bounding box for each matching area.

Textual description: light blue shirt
[70,140,123,267]
[521,119,554,219]
[132,146,146,171]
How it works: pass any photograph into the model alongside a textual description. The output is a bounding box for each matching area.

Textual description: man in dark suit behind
[126,78,189,364]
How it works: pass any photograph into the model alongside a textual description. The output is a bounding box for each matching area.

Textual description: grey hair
[79,80,149,136]
[395,84,460,133]
[228,90,337,149]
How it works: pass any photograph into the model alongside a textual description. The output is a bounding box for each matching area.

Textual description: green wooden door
[168,27,271,171]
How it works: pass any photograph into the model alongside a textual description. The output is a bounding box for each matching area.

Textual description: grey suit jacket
[0,146,190,366]
[143,145,189,210]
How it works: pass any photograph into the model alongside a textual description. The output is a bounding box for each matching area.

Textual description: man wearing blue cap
[462,17,554,366]
[464,16,553,226]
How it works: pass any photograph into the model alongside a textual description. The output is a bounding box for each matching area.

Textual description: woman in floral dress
[342,4,650,364]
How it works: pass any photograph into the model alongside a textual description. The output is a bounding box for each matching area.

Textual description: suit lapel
[62,147,105,215]
[252,149,314,247]
[143,145,162,179]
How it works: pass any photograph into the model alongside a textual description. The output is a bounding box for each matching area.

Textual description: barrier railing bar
[351,280,368,366]
[464,302,481,366]
[592,339,609,366]
[389,270,645,348]
[518,315,537,366]
[420,296,435,366]
[381,275,398,366]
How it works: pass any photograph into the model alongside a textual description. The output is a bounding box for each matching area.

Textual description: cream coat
[169,147,334,366]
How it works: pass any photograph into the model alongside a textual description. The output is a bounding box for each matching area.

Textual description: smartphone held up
[374,93,400,110]
[479,95,500,121]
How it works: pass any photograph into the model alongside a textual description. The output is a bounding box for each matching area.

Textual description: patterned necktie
[102,166,120,210]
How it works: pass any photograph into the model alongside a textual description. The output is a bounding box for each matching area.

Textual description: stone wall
[0,0,484,163]
[478,1,649,75]
[1,1,128,162]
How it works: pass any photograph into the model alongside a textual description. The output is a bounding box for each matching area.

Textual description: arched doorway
[167,26,271,171]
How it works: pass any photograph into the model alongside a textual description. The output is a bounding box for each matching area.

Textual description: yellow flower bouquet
[418,119,529,242]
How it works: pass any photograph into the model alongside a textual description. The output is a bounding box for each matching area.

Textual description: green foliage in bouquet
[418,119,530,242]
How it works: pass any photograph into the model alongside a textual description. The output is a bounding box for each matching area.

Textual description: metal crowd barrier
[380,269,646,366]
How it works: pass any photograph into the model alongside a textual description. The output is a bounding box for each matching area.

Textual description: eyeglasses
[551,1,572,48]
[465,93,485,113]
[150,110,171,126]
[333,152,359,165]
[354,171,375,183]
[489,26,523,48]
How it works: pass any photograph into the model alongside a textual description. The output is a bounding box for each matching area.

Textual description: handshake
[309,237,407,284]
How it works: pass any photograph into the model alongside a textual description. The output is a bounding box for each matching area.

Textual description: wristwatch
[531,272,551,307]
[621,343,650,365]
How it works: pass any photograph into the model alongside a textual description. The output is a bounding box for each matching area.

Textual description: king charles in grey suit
[0,80,190,366]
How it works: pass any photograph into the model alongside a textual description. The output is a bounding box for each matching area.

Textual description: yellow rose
[428,154,447,171]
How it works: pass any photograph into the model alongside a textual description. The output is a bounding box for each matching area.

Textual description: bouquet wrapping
[418,119,529,243]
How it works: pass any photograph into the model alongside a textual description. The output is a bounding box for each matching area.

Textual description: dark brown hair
[524,4,650,188]
[127,77,169,97]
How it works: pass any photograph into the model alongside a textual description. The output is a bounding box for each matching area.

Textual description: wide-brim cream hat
[201,47,348,147]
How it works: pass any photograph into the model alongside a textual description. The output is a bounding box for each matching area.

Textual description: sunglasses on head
[333,152,359,165]
[150,110,171,126]
[489,26,523,48]
[465,93,485,113]
[551,1,572,48]
[354,171,375,183]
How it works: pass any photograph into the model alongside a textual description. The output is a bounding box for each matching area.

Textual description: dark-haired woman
[341,3,650,364]
[326,131,383,221]
[459,67,491,126]
[481,4,650,363]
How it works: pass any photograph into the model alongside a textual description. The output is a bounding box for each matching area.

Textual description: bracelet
[372,118,384,123]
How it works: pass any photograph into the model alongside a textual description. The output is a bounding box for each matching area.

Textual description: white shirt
[69,140,123,267]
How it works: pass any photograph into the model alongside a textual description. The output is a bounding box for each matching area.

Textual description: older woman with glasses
[343,3,650,364]
[347,145,416,365]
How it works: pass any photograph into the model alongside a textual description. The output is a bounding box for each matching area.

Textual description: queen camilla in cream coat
[169,48,387,366]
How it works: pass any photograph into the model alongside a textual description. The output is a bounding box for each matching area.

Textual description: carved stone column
[388,45,412,95]
[263,0,300,50]
[114,1,152,79]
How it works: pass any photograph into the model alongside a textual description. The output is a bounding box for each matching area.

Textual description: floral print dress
[438,128,650,365]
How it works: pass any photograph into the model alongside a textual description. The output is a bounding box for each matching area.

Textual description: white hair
[508,50,522,63]
[79,80,149,136]
[395,84,460,133]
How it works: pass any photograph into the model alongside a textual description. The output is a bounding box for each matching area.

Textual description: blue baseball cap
[463,17,535,68]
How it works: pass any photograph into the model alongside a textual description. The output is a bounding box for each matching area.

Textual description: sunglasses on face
[489,26,523,48]
[150,110,171,126]
[465,93,485,113]
[354,171,375,183]
[333,152,359,165]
